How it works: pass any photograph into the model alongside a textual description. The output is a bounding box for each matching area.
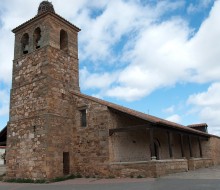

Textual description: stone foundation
[109,159,188,178]
[188,158,213,170]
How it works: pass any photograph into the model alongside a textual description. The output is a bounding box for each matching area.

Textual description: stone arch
[33,27,42,49]
[154,138,160,160]
[21,33,29,54]
[60,29,68,52]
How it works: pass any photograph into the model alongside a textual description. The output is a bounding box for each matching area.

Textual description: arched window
[60,29,68,52]
[33,27,41,49]
[21,33,29,54]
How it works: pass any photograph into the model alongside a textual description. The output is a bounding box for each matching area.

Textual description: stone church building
[1,1,220,180]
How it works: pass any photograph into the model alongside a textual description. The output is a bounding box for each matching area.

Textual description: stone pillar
[167,131,173,158]
[149,128,156,160]
[198,137,203,158]
[180,134,185,158]
[188,135,193,158]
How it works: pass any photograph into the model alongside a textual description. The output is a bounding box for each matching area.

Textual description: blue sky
[1,0,220,135]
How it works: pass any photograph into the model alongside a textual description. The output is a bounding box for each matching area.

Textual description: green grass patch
[51,174,76,182]
[76,173,82,178]
[137,175,143,178]
[4,178,46,183]
[108,175,115,179]
[4,173,85,183]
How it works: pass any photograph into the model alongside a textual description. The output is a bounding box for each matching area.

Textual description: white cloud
[106,18,192,100]
[101,1,220,101]
[187,83,220,135]
[163,105,175,114]
[80,67,118,90]
[0,89,10,116]
[166,114,181,123]
[187,0,213,14]
[106,86,148,101]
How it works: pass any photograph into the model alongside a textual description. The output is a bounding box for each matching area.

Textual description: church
[1,1,220,180]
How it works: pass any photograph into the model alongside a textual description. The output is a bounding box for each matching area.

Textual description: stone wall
[204,136,220,165]
[109,159,188,178]
[7,116,48,179]
[188,158,213,170]
[71,94,111,177]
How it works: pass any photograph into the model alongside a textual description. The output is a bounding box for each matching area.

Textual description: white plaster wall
[110,130,150,162]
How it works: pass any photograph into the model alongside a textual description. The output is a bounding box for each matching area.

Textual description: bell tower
[7,1,80,179]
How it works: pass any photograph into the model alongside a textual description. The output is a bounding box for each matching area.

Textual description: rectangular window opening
[80,109,87,127]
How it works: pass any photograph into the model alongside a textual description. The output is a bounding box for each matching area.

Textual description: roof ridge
[71,91,210,136]
[12,11,80,33]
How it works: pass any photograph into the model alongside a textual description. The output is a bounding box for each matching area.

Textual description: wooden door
[63,152,70,175]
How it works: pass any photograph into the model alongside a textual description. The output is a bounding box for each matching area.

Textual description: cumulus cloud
[187,83,220,135]
[80,67,118,90]
[0,89,10,116]
[102,1,220,101]
[166,114,181,123]
[187,0,213,14]
[163,105,175,114]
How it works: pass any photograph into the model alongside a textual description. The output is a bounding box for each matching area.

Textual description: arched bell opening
[21,33,29,54]
[33,27,42,49]
[60,29,68,53]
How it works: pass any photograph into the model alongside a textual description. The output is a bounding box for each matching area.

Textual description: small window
[33,27,41,49]
[80,109,87,127]
[21,33,29,54]
[60,29,68,52]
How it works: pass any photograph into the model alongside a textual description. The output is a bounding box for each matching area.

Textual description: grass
[137,175,143,178]
[76,173,82,178]
[108,175,115,179]
[4,173,78,183]
[4,178,47,183]
[51,174,76,182]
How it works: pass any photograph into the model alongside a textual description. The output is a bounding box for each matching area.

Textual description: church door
[63,152,70,175]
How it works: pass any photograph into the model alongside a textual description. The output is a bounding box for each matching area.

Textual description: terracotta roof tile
[187,123,208,128]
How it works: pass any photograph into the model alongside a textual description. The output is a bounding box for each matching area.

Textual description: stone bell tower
[6,1,80,179]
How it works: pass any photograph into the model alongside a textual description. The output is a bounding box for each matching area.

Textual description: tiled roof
[187,123,208,128]
[0,126,7,139]
[12,11,80,33]
[72,91,211,137]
